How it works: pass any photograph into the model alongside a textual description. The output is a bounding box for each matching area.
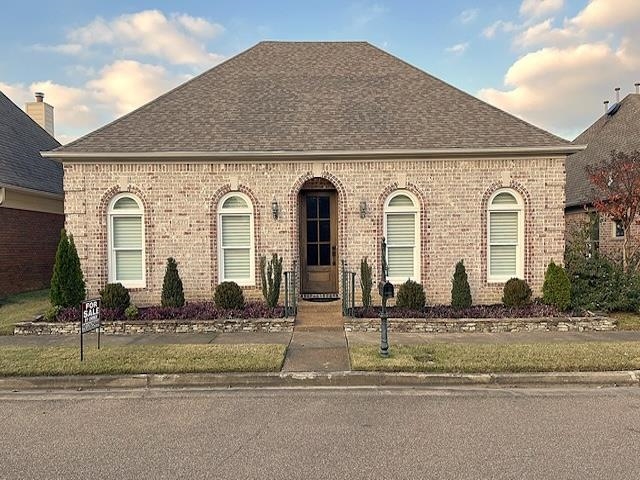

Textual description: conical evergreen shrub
[451,260,472,309]
[161,257,185,307]
[50,229,86,308]
[542,261,571,311]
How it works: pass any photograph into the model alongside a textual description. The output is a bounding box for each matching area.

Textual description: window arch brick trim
[376,182,428,285]
[481,181,532,285]
[288,171,348,275]
[209,184,261,290]
[99,185,151,291]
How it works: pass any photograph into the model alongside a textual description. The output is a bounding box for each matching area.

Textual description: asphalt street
[1,387,639,479]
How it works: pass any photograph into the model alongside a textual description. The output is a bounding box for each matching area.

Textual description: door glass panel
[319,244,331,265]
[319,220,330,242]
[307,220,318,242]
[307,245,318,266]
[306,196,317,219]
[318,196,330,218]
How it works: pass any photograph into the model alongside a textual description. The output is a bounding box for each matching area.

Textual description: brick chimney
[25,92,54,137]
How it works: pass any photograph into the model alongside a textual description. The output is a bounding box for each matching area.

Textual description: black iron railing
[284,260,298,318]
[341,259,356,317]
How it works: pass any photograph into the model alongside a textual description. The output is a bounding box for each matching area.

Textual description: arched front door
[299,180,338,295]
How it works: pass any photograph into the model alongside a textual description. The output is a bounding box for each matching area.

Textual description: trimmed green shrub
[360,257,373,308]
[100,283,131,311]
[542,261,571,311]
[50,229,86,308]
[125,304,139,320]
[214,281,245,309]
[44,305,61,321]
[396,280,426,310]
[502,278,532,307]
[451,260,472,309]
[161,257,185,308]
[260,253,283,308]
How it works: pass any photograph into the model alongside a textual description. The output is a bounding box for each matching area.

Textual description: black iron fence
[341,259,356,317]
[284,260,298,318]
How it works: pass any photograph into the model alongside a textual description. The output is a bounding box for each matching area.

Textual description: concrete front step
[295,300,344,329]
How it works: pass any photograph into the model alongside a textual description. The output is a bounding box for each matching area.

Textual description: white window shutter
[387,213,415,278]
[112,216,143,281]
[489,211,518,275]
[221,214,251,280]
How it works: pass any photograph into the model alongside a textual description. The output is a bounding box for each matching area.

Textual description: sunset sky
[1,0,638,144]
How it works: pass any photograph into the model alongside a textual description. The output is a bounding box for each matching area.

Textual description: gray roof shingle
[0,91,62,195]
[566,94,640,208]
[56,41,569,154]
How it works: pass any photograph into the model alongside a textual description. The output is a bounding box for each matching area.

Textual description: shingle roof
[55,41,568,155]
[0,91,62,195]
[566,94,640,208]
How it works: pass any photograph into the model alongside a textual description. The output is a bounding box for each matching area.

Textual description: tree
[587,150,640,272]
[451,260,472,309]
[50,229,86,307]
[360,257,373,308]
[161,257,185,307]
[260,253,283,308]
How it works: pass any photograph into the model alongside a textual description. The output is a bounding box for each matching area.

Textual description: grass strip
[0,344,286,376]
[350,342,640,373]
[610,312,640,331]
[0,289,49,335]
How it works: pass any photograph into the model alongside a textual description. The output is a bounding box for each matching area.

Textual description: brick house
[565,87,640,258]
[0,91,63,297]
[44,42,580,306]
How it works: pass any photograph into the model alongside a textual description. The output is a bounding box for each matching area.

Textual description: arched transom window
[487,189,524,282]
[218,193,255,286]
[384,191,420,283]
[108,193,145,288]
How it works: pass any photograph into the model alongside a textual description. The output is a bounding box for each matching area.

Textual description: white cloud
[514,18,580,47]
[63,10,224,66]
[483,20,517,38]
[87,60,183,115]
[459,9,479,24]
[31,43,84,55]
[570,0,640,30]
[445,42,469,55]
[520,0,564,18]
[349,3,388,29]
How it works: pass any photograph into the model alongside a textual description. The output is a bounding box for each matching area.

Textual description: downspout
[0,187,5,206]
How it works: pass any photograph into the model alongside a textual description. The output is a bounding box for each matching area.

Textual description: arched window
[108,193,145,288]
[487,189,524,282]
[218,193,255,285]
[384,191,420,283]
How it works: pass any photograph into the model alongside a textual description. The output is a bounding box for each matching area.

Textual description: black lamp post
[378,237,394,357]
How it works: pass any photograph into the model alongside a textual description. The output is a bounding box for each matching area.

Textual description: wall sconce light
[271,197,279,220]
[359,200,367,219]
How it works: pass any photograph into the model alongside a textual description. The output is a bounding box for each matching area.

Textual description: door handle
[332,246,336,265]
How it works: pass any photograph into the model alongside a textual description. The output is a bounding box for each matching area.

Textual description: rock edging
[14,318,295,335]
[343,316,616,333]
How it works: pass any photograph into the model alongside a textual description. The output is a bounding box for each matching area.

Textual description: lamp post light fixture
[271,197,279,220]
[359,200,367,218]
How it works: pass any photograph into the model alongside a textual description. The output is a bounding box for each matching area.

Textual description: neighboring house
[0,91,63,296]
[565,87,640,258]
[43,41,580,306]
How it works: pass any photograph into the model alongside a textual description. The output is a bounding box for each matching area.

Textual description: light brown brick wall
[63,156,566,306]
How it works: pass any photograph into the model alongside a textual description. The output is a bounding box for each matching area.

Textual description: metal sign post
[378,237,394,357]
[80,299,101,362]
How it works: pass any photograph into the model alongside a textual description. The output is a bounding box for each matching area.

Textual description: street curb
[0,370,639,391]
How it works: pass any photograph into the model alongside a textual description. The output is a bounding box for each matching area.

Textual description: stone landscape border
[343,317,616,333]
[14,318,295,335]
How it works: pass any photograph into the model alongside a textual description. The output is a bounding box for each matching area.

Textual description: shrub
[214,281,245,309]
[260,253,283,308]
[542,261,571,311]
[44,305,61,321]
[360,257,373,308]
[100,283,131,311]
[50,229,86,308]
[395,280,426,310]
[125,304,139,320]
[502,278,532,307]
[451,260,472,309]
[161,257,185,308]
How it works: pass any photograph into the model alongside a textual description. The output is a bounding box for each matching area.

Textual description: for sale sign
[81,299,101,334]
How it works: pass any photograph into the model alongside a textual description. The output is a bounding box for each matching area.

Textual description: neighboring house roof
[0,91,62,195]
[566,94,640,208]
[53,41,569,156]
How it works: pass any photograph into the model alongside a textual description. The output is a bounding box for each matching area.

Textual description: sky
[1,0,638,144]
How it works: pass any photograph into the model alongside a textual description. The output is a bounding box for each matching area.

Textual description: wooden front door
[301,190,338,294]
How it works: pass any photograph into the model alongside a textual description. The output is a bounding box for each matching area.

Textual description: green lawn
[350,342,640,373]
[0,289,49,335]
[610,312,640,331]
[0,344,287,376]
